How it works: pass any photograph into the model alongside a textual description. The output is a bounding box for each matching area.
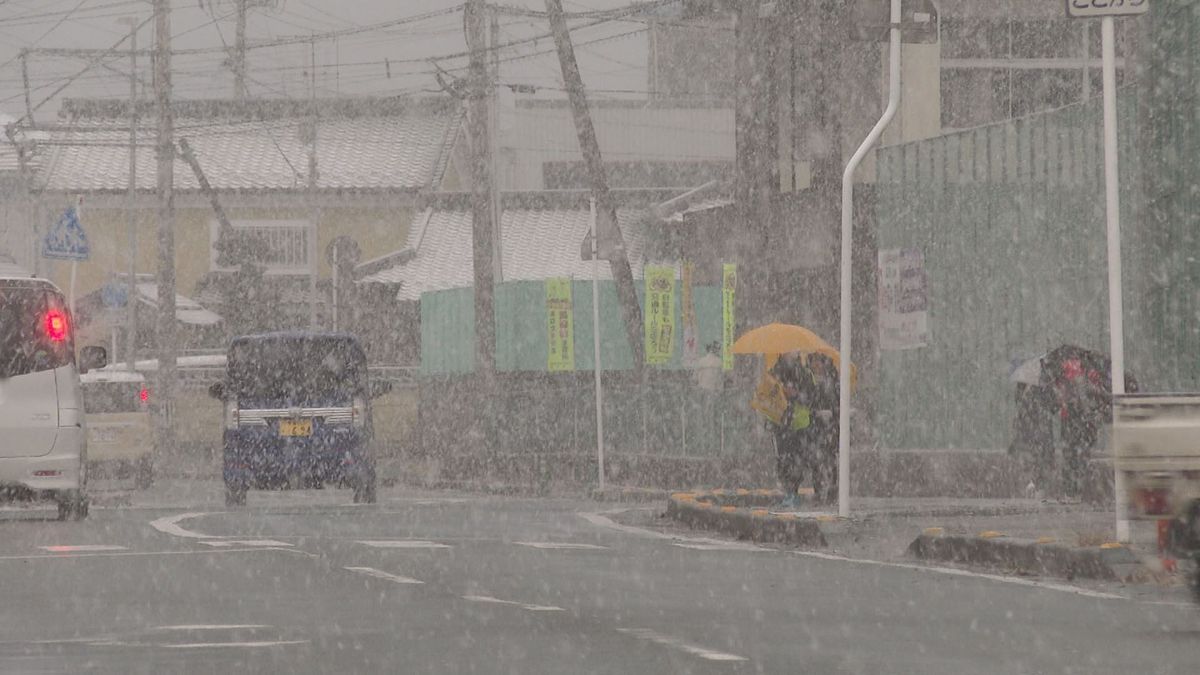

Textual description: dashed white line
[672,542,768,552]
[200,540,292,548]
[514,542,608,550]
[461,595,564,611]
[356,540,451,549]
[156,625,271,631]
[344,566,424,585]
[39,545,127,553]
[616,628,747,662]
[161,640,309,649]
[0,547,301,561]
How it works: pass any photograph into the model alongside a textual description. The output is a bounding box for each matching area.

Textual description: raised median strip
[665,490,828,548]
[906,530,1143,581]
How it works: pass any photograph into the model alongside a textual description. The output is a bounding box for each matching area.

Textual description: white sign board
[1066,0,1148,18]
[878,248,929,351]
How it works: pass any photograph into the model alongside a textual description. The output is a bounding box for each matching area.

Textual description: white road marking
[673,542,768,552]
[344,566,424,585]
[616,628,747,662]
[514,542,608,550]
[39,545,127,553]
[356,540,451,549]
[149,512,219,539]
[156,625,271,631]
[581,509,1128,601]
[200,540,292,548]
[161,640,309,649]
[461,595,565,611]
[0,547,301,561]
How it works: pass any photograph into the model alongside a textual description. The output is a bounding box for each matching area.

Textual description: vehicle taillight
[224,396,239,430]
[352,396,366,429]
[1135,488,1171,516]
[45,311,67,342]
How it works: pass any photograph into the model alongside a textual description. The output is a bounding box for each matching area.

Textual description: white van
[0,262,104,520]
[80,368,152,489]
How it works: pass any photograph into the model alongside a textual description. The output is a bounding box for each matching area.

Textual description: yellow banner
[722,263,736,370]
[644,265,676,366]
[546,278,575,372]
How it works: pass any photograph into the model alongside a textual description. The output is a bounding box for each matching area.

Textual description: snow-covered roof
[37,113,460,193]
[358,204,649,301]
[135,283,222,326]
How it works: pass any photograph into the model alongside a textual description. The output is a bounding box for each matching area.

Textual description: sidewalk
[652,490,1177,585]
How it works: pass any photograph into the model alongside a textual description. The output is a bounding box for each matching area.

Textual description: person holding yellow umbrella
[735,323,852,509]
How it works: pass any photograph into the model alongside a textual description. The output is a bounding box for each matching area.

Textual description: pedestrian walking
[806,353,839,504]
[751,351,817,509]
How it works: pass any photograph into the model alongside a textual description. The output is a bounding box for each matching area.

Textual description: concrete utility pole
[466,0,496,374]
[234,0,248,101]
[307,35,319,330]
[121,17,139,371]
[153,0,177,455]
[19,50,33,125]
[544,0,645,372]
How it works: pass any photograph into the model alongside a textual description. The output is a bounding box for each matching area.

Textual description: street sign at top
[1066,0,1149,18]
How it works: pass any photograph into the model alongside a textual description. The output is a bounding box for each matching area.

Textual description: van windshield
[0,284,72,379]
[227,335,365,406]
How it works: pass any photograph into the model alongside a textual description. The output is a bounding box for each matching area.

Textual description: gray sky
[0,0,663,120]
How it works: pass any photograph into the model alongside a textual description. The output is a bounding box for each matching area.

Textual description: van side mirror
[208,382,226,400]
[369,380,392,399]
[79,346,107,374]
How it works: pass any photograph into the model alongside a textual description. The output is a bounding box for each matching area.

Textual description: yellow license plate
[278,419,313,437]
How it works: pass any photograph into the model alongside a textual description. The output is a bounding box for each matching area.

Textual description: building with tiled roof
[11,96,462,351]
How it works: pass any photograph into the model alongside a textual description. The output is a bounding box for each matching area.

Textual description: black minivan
[209,332,390,506]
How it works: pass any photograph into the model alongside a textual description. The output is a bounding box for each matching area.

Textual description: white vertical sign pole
[839,0,903,518]
[1100,15,1129,543]
[590,198,606,492]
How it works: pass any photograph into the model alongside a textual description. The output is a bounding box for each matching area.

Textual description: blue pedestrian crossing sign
[42,206,90,261]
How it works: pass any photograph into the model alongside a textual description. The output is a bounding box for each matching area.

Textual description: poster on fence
[877,248,929,351]
[545,278,575,371]
[644,265,676,365]
[722,263,736,370]
[681,261,698,365]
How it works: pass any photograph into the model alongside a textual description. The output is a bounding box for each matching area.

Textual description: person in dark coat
[1008,379,1057,492]
[806,353,839,505]
[769,352,818,508]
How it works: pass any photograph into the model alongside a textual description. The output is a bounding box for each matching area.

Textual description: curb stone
[907,530,1142,581]
[665,491,828,548]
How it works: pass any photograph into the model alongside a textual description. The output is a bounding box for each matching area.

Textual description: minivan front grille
[237,407,353,427]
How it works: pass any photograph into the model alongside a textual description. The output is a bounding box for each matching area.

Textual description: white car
[80,368,152,489]
[0,261,105,520]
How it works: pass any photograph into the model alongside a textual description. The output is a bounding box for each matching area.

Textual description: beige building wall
[40,199,415,303]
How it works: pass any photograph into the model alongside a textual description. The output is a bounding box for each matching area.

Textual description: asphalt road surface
[0,484,1197,674]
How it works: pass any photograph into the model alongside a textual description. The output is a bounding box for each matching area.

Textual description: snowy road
[0,486,1197,673]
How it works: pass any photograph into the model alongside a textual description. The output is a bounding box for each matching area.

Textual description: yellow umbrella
[733,323,857,387]
[733,323,835,356]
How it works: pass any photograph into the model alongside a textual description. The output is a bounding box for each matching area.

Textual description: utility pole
[153,0,177,456]
[234,0,247,100]
[120,17,139,370]
[307,35,319,329]
[544,0,645,372]
[466,0,496,374]
[19,50,33,125]
[489,8,503,282]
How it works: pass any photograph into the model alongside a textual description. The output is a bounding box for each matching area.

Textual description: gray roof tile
[37,114,459,192]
